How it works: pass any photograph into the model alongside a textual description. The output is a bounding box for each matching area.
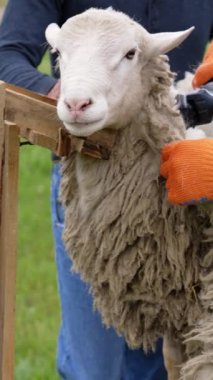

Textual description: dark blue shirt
[0,0,212,94]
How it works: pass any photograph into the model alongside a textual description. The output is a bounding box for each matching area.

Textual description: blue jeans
[51,163,167,380]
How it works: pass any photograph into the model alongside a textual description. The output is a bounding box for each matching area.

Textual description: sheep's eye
[125,48,136,60]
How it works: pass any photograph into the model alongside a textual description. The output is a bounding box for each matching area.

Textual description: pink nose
[64,98,92,115]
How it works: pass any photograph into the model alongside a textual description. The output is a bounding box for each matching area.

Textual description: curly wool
[60,55,212,354]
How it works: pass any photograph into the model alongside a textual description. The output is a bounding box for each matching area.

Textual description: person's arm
[0,0,61,94]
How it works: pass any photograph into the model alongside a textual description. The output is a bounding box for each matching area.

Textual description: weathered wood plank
[0,122,20,380]
[5,84,60,141]
[0,83,6,190]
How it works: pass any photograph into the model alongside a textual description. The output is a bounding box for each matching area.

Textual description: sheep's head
[46,8,193,137]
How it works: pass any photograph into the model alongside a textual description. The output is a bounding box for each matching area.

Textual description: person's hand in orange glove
[193,40,213,88]
[161,42,213,205]
[160,139,213,205]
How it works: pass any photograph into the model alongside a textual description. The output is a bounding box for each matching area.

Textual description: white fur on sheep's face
[46,8,194,137]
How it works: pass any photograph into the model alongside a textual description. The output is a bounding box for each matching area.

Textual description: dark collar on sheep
[56,127,117,160]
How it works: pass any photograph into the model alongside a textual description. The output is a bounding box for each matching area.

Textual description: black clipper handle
[177,82,213,127]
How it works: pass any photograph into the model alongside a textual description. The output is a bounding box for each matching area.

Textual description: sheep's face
[46,8,194,137]
[46,9,144,137]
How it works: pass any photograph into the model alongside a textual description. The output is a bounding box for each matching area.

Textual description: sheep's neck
[72,105,185,217]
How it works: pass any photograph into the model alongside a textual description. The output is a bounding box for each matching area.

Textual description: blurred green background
[16,58,60,379]
[17,51,60,380]
[0,2,61,379]
[16,139,60,380]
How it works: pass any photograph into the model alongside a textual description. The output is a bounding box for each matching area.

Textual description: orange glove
[160,139,213,205]
[193,41,213,88]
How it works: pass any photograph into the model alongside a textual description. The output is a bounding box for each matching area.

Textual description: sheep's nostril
[65,98,93,113]
[80,99,92,110]
[65,101,72,111]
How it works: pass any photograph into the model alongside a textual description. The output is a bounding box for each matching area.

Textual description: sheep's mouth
[63,118,106,137]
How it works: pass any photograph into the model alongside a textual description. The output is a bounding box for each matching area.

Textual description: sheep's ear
[149,27,194,56]
[45,23,61,52]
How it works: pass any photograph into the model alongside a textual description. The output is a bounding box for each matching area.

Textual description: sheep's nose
[64,98,92,115]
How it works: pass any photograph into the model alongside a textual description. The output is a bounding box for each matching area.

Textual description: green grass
[15,54,60,380]
[38,53,51,75]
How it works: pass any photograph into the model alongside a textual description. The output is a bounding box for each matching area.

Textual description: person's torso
[54,0,213,79]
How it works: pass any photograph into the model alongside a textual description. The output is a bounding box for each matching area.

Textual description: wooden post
[0,122,20,380]
[0,83,5,189]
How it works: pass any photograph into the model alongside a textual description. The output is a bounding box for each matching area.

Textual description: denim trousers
[51,162,167,380]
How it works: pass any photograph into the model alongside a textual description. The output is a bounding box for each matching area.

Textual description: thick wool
[60,54,213,363]
[180,245,213,379]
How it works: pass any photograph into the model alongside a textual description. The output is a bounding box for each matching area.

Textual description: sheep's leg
[163,333,185,380]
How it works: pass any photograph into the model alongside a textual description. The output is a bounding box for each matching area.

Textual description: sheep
[46,8,213,380]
